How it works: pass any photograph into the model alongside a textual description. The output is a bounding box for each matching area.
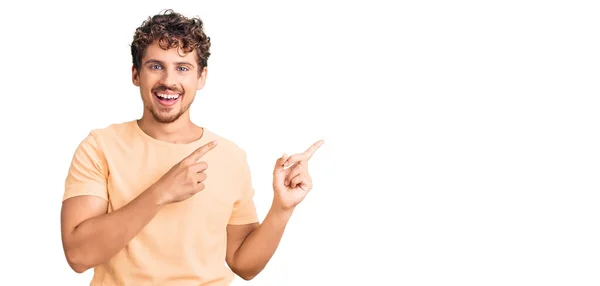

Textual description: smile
[154,92,182,107]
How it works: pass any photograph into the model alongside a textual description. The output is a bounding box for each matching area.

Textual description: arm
[59,132,164,273]
[60,187,163,273]
[225,207,293,280]
[225,140,324,280]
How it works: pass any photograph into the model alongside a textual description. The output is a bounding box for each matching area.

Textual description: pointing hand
[272,140,324,211]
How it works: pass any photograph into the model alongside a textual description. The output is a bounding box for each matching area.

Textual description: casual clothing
[63,120,259,285]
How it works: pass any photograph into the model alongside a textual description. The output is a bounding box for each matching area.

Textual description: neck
[137,113,203,144]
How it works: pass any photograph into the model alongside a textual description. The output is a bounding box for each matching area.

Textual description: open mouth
[154,92,182,107]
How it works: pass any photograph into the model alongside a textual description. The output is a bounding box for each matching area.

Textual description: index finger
[303,139,324,160]
[185,140,219,162]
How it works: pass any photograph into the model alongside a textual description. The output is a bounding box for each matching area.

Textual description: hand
[272,140,324,211]
[152,140,219,205]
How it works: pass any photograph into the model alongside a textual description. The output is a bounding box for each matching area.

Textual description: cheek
[181,76,199,91]
[139,74,158,89]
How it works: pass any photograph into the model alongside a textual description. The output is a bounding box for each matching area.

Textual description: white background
[1,0,599,285]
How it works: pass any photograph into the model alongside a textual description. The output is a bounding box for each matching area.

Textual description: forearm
[231,206,294,279]
[65,187,163,272]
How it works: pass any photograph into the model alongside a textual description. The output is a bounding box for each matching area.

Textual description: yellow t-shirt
[63,120,259,285]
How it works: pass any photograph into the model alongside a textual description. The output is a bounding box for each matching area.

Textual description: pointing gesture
[153,140,219,205]
[281,139,324,169]
[273,140,324,211]
[182,140,219,165]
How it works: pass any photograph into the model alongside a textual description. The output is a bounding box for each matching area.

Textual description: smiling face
[132,41,207,124]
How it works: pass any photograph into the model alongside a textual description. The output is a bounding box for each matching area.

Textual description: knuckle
[196,161,207,170]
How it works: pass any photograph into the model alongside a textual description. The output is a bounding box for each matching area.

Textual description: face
[132,41,207,124]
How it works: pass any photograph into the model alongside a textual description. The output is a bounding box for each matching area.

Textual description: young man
[60,9,323,285]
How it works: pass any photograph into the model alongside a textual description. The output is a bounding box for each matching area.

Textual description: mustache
[152,85,184,94]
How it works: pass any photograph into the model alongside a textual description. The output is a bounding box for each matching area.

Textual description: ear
[132,66,140,87]
[196,67,208,90]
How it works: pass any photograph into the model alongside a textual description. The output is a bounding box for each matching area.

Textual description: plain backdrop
[1,0,599,285]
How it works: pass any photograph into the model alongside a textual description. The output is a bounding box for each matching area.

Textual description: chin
[155,114,183,124]
[147,107,183,124]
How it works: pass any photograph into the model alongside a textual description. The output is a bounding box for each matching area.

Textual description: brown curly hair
[131,9,211,75]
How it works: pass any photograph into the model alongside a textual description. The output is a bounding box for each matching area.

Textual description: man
[60,9,324,285]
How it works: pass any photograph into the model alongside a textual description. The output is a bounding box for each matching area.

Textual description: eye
[177,66,190,72]
[150,64,163,70]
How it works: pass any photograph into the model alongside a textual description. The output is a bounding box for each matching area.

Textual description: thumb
[274,153,288,173]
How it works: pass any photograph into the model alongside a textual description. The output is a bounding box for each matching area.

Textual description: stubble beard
[145,99,193,124]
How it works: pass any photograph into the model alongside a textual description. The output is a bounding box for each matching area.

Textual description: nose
[160,68,178,89]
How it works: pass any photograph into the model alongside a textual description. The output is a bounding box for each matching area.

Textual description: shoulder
[72,120,136,156]
[88,120,136,141]
[78,120,138,149]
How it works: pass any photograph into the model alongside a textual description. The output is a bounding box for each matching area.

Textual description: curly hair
[131,9,211,75]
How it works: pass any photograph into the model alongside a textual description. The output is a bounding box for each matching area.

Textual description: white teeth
[157,93,179,99]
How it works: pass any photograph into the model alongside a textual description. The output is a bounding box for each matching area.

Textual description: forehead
[143,41,198,65]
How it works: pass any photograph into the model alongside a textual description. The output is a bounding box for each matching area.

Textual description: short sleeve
[228,151,259,225]
[63,132,109,202]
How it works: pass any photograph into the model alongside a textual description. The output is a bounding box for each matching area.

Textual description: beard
[146,102,192,124]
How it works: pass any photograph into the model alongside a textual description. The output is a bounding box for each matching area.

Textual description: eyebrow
[143,59,196,67]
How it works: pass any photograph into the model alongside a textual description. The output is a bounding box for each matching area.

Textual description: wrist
[269,203,294,220]
[145,184,168,207]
